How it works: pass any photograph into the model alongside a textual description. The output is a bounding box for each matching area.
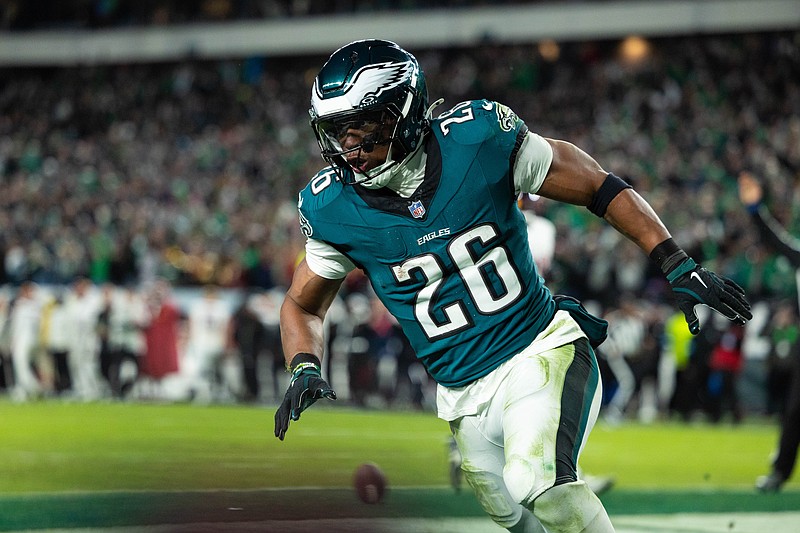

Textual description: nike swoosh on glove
[666,258,753,335]
[274,354,336,441]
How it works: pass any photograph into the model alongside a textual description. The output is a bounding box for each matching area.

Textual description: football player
[275,40,752,532]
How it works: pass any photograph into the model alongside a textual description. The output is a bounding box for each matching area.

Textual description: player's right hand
[274,353,336,440]
[666,258,752,335]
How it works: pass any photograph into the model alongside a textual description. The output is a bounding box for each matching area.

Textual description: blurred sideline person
[8,282,43,401]
[344,293,381,407]
[138,280,183,400]
[0,293,9,391]
[274,40,752,533]
[347,294,410,407]
[600,296,648,424]
[107,285,148,398]
[661,309,699,420]
[40,293,72,395]
[96,285,116,392]
[64,278,104,401]
[739,171,800,493]
[762,301,799,417]
[263,289,290,400]
[706,319,745,424]
[182,285,234,403]
[235,288,286,401]
[232,291,269,402]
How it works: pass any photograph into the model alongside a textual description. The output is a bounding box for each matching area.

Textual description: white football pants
[450,339,614,532]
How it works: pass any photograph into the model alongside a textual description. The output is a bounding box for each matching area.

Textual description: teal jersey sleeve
[299,100,555,387]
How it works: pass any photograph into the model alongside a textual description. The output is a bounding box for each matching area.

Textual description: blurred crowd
[1,32,798,298]
[0,30,799,421]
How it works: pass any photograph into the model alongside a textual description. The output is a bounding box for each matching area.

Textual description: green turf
[0,400,451,492]
[581,421,787,489]
[1,399,798,530]
[1,399,793,493]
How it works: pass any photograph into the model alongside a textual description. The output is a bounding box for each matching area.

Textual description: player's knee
[503,453,540,506]
[463,469,522,528]
[532,480,612,533]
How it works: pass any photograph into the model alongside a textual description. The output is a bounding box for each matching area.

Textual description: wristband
[288,352,322,373]
[649,238,689,275]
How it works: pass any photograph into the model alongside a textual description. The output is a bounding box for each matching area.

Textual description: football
[353,462,387,504]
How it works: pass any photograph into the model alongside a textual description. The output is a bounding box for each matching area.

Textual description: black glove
[274,353,336,440]
[666,257,753,335]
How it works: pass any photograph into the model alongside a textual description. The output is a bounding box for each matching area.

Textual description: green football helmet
[309,39,429,185]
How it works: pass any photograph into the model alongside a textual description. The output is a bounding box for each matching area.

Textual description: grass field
[1,399,798,532]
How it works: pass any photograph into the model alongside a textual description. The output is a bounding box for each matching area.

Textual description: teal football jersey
[299,100,556,387]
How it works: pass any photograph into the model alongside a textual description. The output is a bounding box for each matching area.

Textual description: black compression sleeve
[587,173,632,217]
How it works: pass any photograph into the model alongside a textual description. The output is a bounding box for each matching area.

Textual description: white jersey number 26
[391,224,523,341]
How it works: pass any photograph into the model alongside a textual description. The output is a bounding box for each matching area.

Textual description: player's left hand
[274,353,336,440]
[667,258,752,335]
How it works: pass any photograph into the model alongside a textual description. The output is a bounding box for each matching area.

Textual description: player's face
[318,110,397,175]
[339,122,391,174]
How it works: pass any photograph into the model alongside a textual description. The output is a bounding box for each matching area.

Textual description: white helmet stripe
[312,60,414,117]
[400,91,413,118]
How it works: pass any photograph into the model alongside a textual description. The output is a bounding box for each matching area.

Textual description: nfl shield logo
[408,200,426,219]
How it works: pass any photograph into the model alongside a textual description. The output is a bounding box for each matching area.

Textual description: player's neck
[382,145,427,198]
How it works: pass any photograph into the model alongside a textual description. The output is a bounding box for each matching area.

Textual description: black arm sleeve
[752,204,800,268]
